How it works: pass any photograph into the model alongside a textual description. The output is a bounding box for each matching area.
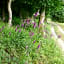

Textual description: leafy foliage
[0,20,64,64]
[51,6,64,22]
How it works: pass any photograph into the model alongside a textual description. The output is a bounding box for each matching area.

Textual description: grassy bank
[0,20,64,64]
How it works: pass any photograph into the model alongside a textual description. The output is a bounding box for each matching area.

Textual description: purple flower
[21,24,24,27]
[26,19,30,24]
[15,27,17,32]
[18,29,21,32]
[33,40,36,43]
[37,44,40,48]
[17,25,20,28]
[32,22,36,28]
[34,14,37,17]
[32,32,34,36]
[27,21,30,24]
[34,11,39,17]
[34,13,37,17]
[58,35,61,38]
[29,32,34,36]
[29,32,32,36]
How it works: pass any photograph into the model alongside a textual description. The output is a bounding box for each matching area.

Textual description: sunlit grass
[54,25,64,41]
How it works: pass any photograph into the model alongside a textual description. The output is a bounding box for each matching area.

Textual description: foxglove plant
[18,29,21,32]
[34,11,39,17]
[58,35,61,38]
[21,24,24,27]
[33,40,36,43]
[29,32,34,36]
[17,25,20,28]
[32,22,36,28]
[26,19,30,24]
[15,27,17,32]
[37,44,40,48]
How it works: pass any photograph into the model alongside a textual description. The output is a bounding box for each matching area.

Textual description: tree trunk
[39,9,45,36]
[8,0,12,26]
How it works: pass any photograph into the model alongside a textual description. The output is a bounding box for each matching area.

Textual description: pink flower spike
[15,27,17,32]
[19,29,21,32]
[33,40,36,43]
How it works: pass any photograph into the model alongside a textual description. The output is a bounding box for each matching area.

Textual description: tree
[8,0,12,26]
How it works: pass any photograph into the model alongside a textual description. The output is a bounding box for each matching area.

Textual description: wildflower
[17,25,20,28]
[32,22,36,28]
[29,32,34,36]
[15,27,17,32]
[37,44,40,48]
[34,13,37,17]
[33,40,36,43]
[26,19,30,24]
[34,11,39,17]
[21,24,24,27]
[18,29,21,32]
[32,32,34,36]
[29,32,32,36]
[58,35,61,38]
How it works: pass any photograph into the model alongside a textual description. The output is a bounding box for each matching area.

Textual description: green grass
[0,20,64,64]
